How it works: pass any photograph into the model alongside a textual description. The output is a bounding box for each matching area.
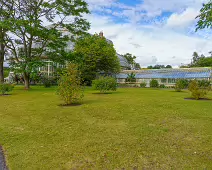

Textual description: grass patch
[0,86,212,169]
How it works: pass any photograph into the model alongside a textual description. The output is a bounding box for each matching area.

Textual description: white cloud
[166,8,199,28]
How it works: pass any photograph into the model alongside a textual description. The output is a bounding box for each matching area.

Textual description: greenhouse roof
[117,68,212,79]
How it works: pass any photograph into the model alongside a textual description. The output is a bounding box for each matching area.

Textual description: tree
[74,34,120,85]
[180,50,212,68]
[0,1,13,83]
[0,0,90,89]
[196,1,212,30]
[135,63,141,70]
[123,53,137,70]
[166,65,172,68]
[57,63,84,105]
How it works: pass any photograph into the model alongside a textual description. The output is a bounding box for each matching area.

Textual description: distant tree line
[180,51,212,68]
[147,65,172,69]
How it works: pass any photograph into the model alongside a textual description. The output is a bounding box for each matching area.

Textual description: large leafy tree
[0,0,90,89]
[74,34,120,85]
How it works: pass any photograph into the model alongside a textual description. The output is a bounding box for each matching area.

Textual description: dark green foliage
[159,84,166,88]
[126,72,136,82]
[42,77,52,88]
[196,2,212,30]
[175,79,189,92]
[92,76,117,93]
[122,53,137,70]
[182,51,212,68]
[188,80,211,100]
[147,65,172,69]
[74,34,120,85]
[3,68,9,78]
[57,63,84,105]
[0,83,14,95]
[198,80,211,88]
[150,79,159,88]
[165,65,172,68]
[140,82,147,88]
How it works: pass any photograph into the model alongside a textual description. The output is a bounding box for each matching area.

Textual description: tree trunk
[0,60,3,83]
[0,40,4,83]
[23,72,30,90]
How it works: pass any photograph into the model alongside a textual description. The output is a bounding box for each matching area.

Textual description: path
[0,146,8,170]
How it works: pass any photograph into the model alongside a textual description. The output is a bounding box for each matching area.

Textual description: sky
[84,0,212,68]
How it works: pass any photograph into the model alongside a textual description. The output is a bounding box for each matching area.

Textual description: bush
[198,80,211,88]
[150,79,159,88]
[140,82,147,88]
[42,77,52,88]
[92,76,117,93]
[57,63,84,105]
[175,79,189,92]
[188,80,211,100]
[0,83,14,95]
[159,84,166,88]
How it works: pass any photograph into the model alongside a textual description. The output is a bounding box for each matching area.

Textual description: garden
[0,84,212,169]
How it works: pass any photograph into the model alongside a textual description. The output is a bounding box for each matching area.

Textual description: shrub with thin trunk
[188,80,210,100]
[0,83,14,95]
[92,76,117,93]
[57,63,84,105]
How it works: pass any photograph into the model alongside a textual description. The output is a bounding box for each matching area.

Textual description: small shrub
[188,80,210,100]
[175,80,183,91]
[57,63,84,105]
[175,79,190,92]
[42,77,52,88]
[92,76,117,93]
[159,84,166,88]
[140,82,147,88]
[150,79,159,88]
[0,83,14,95]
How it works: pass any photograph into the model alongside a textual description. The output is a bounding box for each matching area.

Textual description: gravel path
[0,146,8,170]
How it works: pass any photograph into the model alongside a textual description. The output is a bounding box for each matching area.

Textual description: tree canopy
[74,34,120,85]
[0,0,90,89]
[122,53,138,70]
[196,1,212,30]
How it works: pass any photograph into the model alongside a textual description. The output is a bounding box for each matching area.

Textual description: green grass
[0,86,212,169]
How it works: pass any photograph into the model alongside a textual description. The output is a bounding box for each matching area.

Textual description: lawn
[0,86,212,169]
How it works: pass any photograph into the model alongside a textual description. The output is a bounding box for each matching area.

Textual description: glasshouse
[116,67,212,87]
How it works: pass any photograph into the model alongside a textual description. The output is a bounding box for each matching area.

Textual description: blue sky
[84,0,212,67]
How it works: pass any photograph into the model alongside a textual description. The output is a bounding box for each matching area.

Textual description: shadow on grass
[170,90,189,93]
[184,97,212,101]
[58,103,82,107]
[92,92,113,95]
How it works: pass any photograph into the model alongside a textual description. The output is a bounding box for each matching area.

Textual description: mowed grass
[0,86,212,170]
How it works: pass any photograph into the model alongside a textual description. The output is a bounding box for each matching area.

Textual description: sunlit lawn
[0,86,212,169]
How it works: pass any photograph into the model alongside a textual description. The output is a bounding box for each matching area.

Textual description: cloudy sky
[84,0,212,68]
